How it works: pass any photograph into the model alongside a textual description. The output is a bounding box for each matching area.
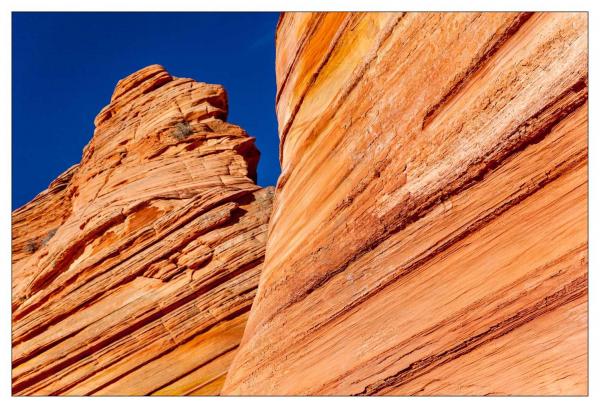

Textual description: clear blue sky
[12,12,281,210]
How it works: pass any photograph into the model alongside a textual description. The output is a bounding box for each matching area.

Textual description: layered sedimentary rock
[223,12,588,395]
[12,65,273,395]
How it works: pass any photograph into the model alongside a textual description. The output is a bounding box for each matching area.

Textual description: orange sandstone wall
[12,65,273,395]
[223,12,588,395]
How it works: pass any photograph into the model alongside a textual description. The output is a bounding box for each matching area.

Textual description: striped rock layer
[12,65,273,395]
[223,12,588,395]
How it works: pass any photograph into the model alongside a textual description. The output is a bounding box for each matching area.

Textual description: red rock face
[223,12,588,395]
[12,65,273,395]
[13,12,589,396]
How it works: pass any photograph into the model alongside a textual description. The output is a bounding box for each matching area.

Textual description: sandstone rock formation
[223,12,588,395]
[12,64,273,395]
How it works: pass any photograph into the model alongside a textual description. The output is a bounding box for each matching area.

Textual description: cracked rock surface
[12,64,273,395]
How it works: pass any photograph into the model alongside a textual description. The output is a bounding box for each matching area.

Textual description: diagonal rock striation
[223,12,588,395]
[13,12,588,396]
[12,64,273,395]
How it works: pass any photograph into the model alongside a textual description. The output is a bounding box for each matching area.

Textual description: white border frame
[1,1,596,407]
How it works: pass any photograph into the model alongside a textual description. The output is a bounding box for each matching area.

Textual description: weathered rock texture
[12,65,273,395]
[223,12,588,395]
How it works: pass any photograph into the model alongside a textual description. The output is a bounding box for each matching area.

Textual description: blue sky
[12,12,281,209]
